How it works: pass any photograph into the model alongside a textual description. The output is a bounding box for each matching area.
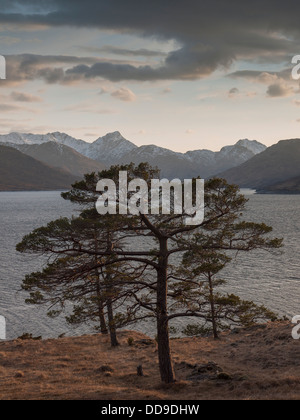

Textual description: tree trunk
[156,238,176,383]
[98,297,108,335]
[94,231,108,335]
[208,273,219,339]
[95,271,108,334]
[107,296,119,347]
[105,233,119,347]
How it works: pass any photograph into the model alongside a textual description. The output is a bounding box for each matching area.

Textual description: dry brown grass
[0,321,299,400]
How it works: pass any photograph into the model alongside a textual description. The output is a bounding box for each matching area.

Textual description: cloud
[64,103,117,114]
[161,87,172,94]
[99,87,110,95]
[1,54,100,86]
[0,104,23,112]
[65,46,234,82]
[111,87,136,102]
[229,69,296,98]
[228,69,293,84]
[77,45,167,58]
[1,54,154,86]
[97,84,137,102]
[245,91,257,98]
[0,104,39,113]
[11,91,42,102]
[1,1,300,82]
[266,82,294,97]
[186,129,195,135]
[228,87,240,98]
[229,70,279,84]
[0,36,20,45]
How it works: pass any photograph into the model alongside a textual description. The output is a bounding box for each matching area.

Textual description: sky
[0,0,300,152]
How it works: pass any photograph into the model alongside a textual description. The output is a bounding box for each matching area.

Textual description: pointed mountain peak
[95,131,128,144]
[235,139,266,154]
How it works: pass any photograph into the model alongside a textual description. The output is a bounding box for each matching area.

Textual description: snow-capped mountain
[0,131,137,165]
[119,144,197,179]
[0,132,92,156]
[235,139,266,155]
[0,131,266,179]
[89,132,137,164]
[181,139,266,178]
[119,139,267,178]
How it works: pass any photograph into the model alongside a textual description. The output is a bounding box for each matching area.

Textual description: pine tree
[17,164,283,383]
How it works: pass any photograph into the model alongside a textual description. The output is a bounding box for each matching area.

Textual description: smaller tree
[175,247,278,339]
[17,213,146,347]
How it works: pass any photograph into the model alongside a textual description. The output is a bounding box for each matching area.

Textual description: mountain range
[0,131,300,193]
[2,130,300,193]
[0,131,266,183]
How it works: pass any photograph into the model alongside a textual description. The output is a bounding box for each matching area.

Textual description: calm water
[0,191,299,339]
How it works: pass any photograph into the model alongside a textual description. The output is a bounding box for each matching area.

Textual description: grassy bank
[0,322,299,400]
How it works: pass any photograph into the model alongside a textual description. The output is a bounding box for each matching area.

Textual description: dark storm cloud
[65,45,234,81]
[3,54,142,85]
[3,54,96,84]
[1,1,300,82]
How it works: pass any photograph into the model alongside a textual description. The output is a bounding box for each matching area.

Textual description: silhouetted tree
[17,163,283,383]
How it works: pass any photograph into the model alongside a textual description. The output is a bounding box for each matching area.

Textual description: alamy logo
[96,171,205,226]
[292,56,300,81]
[0,316,6,340]
[292,316,300,340]
[0,55,6,80]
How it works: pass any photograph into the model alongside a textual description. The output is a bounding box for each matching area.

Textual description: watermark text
[292,55,300,80]
[292,315,300,340]
[0,55,6,80]
[0,316,6,340]
[96,171,205,226]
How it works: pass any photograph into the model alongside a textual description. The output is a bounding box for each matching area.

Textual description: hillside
[0,145,79,191]
[6,142,105,178]
[0,322,298,400]
[257,175,300,194]
[219,139,300,189]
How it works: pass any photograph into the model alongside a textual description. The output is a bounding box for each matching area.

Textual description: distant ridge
[4,141,105,178]
[0,145,79,191]
[257,175,300,194]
